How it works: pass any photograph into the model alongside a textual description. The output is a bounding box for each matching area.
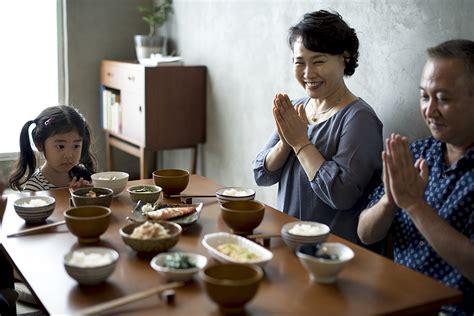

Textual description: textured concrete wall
[61,0,473,209]
[164,0,474,208]
[66,0,150,177]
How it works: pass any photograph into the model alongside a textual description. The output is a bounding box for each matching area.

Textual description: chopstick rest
[75,282,184,315]
[7,220,66,238]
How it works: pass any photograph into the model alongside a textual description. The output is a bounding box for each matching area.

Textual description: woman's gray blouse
[253,97,383,243]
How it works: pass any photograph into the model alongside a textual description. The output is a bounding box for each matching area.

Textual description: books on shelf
[101,88,122,134]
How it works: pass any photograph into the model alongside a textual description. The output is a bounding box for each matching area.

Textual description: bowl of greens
[150,252,208,282]
[127,185,162,204]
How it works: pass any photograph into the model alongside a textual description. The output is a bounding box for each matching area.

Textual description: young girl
[9,105,97,191]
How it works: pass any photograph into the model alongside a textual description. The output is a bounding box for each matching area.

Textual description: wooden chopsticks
[75,282,184,315]
[246,233,281,240]
[169,194,215,198]
[7,220,66,238]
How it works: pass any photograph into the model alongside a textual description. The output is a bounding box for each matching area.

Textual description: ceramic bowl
[64,206,111,244]
[127,185,162,204]
[13,196,55,225]
[91,171,129,196]
[64,247,119,285]
[215,187,255,205]
[199,263,263,313]
[296,242,355,284]
[71,187,113,207]
[152,169,189,196]
[120,221,182,253]
[201,232,273,267]
[220,200,265,235]
[280,221,330,251]
[150,252,208,282]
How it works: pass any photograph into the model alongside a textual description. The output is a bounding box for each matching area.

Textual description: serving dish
[129,202,203,226]
[201,232,273,267]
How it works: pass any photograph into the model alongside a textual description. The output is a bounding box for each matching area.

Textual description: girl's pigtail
[9,121,37,190]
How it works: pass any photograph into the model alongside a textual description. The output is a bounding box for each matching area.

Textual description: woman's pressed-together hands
[272,93,309,151]
[382,133,429,212]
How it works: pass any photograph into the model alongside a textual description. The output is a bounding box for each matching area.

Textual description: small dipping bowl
[296,242,355,284]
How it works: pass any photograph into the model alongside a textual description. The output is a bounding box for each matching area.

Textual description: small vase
[134,35,167,60]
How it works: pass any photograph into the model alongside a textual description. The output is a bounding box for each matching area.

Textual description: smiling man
[357,39,474,315]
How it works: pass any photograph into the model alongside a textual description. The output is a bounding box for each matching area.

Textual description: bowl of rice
[215,187,256,205]
[280,221,330,251]
[13,196,56,225]
[120,221,182,253]
[63,247,119,285]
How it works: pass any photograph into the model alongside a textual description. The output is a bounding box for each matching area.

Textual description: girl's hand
[69,177,92,189]
[273,93,309,149]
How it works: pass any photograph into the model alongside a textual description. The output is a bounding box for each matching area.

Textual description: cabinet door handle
[138,106,142,113]
[128,76,135,81]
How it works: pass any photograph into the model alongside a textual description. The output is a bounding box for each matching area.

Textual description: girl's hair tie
[44,118,54,126]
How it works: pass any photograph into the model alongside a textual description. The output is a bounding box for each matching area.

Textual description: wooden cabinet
[100,60,206,179]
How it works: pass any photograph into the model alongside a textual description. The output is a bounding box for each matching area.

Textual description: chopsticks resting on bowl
[246,233,281,240]
[74,282,184,315]
[7,220,66,238]
[169,194,215,198]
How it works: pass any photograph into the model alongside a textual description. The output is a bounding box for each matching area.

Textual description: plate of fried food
[129,201,203,226]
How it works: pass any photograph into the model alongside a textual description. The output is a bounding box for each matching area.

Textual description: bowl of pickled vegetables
[150,252,208,282]
[127,185,162,204]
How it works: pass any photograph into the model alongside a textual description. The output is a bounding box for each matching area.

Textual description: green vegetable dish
[163,253,196,269]
[131,186,156,193]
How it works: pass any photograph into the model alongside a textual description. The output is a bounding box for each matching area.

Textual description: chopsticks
[7,220,66,238]
[246,233,281,240]
[169,194,215,198]
[75,282,184,315]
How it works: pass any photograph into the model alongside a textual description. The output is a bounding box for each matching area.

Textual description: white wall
[164,0,474,208]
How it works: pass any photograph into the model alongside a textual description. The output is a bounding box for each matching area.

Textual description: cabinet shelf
[100,60,207,179]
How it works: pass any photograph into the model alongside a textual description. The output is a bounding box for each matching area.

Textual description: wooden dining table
[0,175,462,315]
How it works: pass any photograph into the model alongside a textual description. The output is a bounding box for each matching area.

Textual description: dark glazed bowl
[220,200,265,235]
[71,187,113,207]
[199,263,263,313]
[64,206,111,244]
[152,169,190,196]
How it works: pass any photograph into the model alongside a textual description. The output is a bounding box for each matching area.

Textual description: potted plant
[134,0,173,60]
